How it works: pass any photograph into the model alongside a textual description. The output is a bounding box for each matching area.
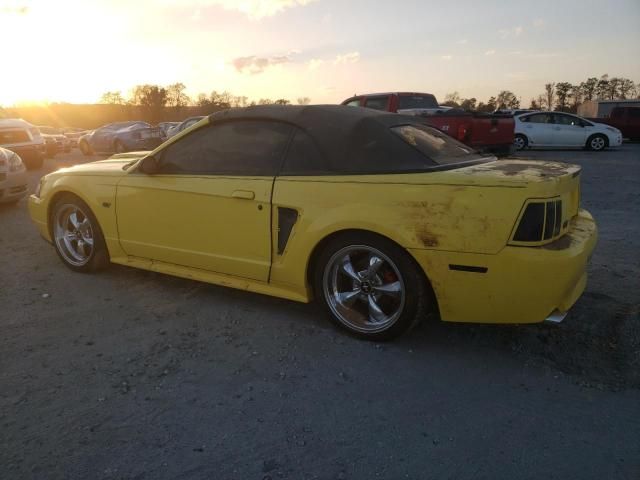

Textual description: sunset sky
[2,0,639,106]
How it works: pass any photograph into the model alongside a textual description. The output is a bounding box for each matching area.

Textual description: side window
[0,129,30,144]
[364,96,389,111]
[281,130,327,175]
[554,114,581,126]
[158,120,293,176]
[345,99,362,107]
[527,114,553,124]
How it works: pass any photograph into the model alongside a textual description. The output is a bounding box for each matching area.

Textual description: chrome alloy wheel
[323,245,406,334]
[590,136,606,151]
[513,135,526,150]
[53,204,95,267]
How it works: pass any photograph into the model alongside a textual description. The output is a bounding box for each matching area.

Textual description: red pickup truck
[589,107,640,140]
[342,92,515,156]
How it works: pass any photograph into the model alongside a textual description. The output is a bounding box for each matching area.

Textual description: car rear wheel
[586,134,607,151]
[314,232,432,340]
[51,195,109,272]
[514,134,528,151]
[79,141,93,156]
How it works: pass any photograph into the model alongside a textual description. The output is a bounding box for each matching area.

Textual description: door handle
[232,190,255,200]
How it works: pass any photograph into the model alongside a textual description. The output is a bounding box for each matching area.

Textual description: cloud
[441,55,452,61]
[308,58,325,70]
[333,52,360,65]
[160,0,318,19]
[484,49,496,56]
[499,25,523,39]
[232,54,291,74]
[532,18,545,28]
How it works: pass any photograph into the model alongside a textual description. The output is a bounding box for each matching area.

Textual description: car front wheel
[586,134,608,151]
[314,232,432,340]
[51,195,109,272]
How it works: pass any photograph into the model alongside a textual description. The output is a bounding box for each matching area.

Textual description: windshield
[391,124,487,166]
[38,126,59,134]
[397,94,439,110]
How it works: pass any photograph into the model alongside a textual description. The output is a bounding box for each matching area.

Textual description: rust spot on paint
[416,228,439,247]
[542,235,573,250]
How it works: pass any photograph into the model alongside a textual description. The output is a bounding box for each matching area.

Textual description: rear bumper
[409,209,597,324]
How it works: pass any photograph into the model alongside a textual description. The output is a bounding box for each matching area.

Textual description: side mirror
[138,155,159,175]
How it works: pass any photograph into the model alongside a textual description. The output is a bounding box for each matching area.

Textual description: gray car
[0,146,28,204]
[78,121,164,156]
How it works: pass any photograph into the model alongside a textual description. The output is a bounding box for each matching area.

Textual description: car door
[115,119,294,282]
[551,114,588,147]
[519,113,555,146]
[92,126,113,151]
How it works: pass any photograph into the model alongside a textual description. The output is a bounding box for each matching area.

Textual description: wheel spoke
[365,255,384,280]
[368,295,388,324]
[337,289,361,307]
[339,255,361,282]
[68,211,80,229]
[77,239,87,257]
[372,281,402,299]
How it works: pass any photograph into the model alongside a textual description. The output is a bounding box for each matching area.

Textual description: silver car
[0,146,28,204]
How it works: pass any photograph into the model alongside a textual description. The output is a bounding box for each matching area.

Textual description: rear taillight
[456,124,469,142]
[512,198,563,244]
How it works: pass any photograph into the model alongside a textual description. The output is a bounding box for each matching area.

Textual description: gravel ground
[1,145,639,480]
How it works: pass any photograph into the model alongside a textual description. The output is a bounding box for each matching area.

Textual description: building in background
[578,99,640,118]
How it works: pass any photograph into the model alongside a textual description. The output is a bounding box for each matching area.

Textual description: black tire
[50,194,110,273]
[514,134,528,151]
[114,140,126,154]
[24,156,44,170]
[313,231,433,341]
[586,134,608,151]
[79,141,93,156]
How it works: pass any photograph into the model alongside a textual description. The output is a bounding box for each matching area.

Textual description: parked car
[167,116,206,137]
[158,122,180,137]
[0,118,45,169]
[38,126,71,154]
[588,107,640,140]
[62,127,88,148]
[29,105,597,340]
[0,146,28,204]
[78,121,164,155]
[514,112,623,151]
[495,109,540,116]
[342,92,515,156]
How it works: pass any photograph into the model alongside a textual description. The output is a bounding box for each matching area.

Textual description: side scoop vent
[512,198,563,244]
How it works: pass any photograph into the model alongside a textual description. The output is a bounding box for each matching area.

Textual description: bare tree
[195,93,212,107]
[130,84,168,122]
[554,82,572,111]
[100,91,124,105]
[544,83,555,111]
[596,75,610,99]
[297,97,311,105]
[459,97,477,111]
[618,79,635,99]
[274,99,291,105]
[442,92,461,107]
[569,84,583,112]
[166,83,190,108]
[495,90,520,109]
[581,77,598,101]
[232,96,249,108]
[258,98,274,105]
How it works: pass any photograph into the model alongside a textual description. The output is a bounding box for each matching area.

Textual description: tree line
[442,74,639,113]
[100,83,311,115]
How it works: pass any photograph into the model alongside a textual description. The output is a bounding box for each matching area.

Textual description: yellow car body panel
[29,154,596,325]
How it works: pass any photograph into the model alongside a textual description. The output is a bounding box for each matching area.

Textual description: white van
[0,119,46,169]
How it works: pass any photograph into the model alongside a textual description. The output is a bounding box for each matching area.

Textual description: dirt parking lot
[1,145,639,479]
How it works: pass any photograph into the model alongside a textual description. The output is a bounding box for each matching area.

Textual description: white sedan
[514,112,623,151]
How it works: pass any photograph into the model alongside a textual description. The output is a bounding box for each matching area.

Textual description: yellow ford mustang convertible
[29,106,597,340]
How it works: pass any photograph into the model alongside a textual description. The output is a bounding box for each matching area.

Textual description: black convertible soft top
[209,105,483,174]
